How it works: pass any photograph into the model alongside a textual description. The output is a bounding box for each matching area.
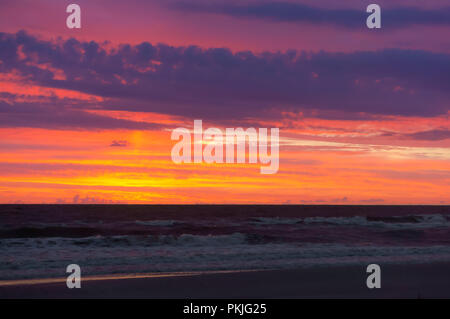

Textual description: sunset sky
[0,0,449,204]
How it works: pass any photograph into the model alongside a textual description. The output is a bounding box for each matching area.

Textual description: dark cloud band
[171,2,450,29]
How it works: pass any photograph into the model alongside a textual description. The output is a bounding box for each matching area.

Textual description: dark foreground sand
[1,263,449,299]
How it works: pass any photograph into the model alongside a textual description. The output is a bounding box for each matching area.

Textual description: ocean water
[0,205,449,280]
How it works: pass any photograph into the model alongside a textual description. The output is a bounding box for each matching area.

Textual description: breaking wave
[252,214,449,229]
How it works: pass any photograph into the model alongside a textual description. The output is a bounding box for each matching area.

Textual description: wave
[0,226,101,239]
[0,232,249,249]
[2,238,450,280]
[250,217,302,225]
[250,214,449,229]
[0,214,448,240]
[134,220,179,226]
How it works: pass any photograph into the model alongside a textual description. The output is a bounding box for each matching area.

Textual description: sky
[0,0,449,204]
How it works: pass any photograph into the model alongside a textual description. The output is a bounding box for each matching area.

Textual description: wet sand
[1,262,449,299]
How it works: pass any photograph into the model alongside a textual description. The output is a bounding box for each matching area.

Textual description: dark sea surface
[1,205,449,280]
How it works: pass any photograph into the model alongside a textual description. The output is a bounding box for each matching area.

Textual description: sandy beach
[1,262,449,299]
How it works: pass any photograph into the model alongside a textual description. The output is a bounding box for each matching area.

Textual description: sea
[0,205,449,281]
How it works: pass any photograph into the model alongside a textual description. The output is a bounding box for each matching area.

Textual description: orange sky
[1,110,449,204]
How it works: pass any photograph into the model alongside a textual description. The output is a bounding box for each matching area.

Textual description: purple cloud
[110,140,129,147]
[0,99,161,130]
[406,129,450,141]
[171,2,450,29]
[1,31,449,128]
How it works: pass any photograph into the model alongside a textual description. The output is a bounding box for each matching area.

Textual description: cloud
[110,140,129,147]
[406,129,450,141]
[0,99,160,130]
[72,194,123,204]
[1,31,449,127]
[171,1,450,29]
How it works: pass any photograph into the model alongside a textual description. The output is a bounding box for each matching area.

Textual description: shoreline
[1,262,449,298]
[0,269,260,287]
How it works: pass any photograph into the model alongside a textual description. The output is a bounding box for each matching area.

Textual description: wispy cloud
[171,1,450,29]
[405,129,450,141]
[110,140,129,147]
